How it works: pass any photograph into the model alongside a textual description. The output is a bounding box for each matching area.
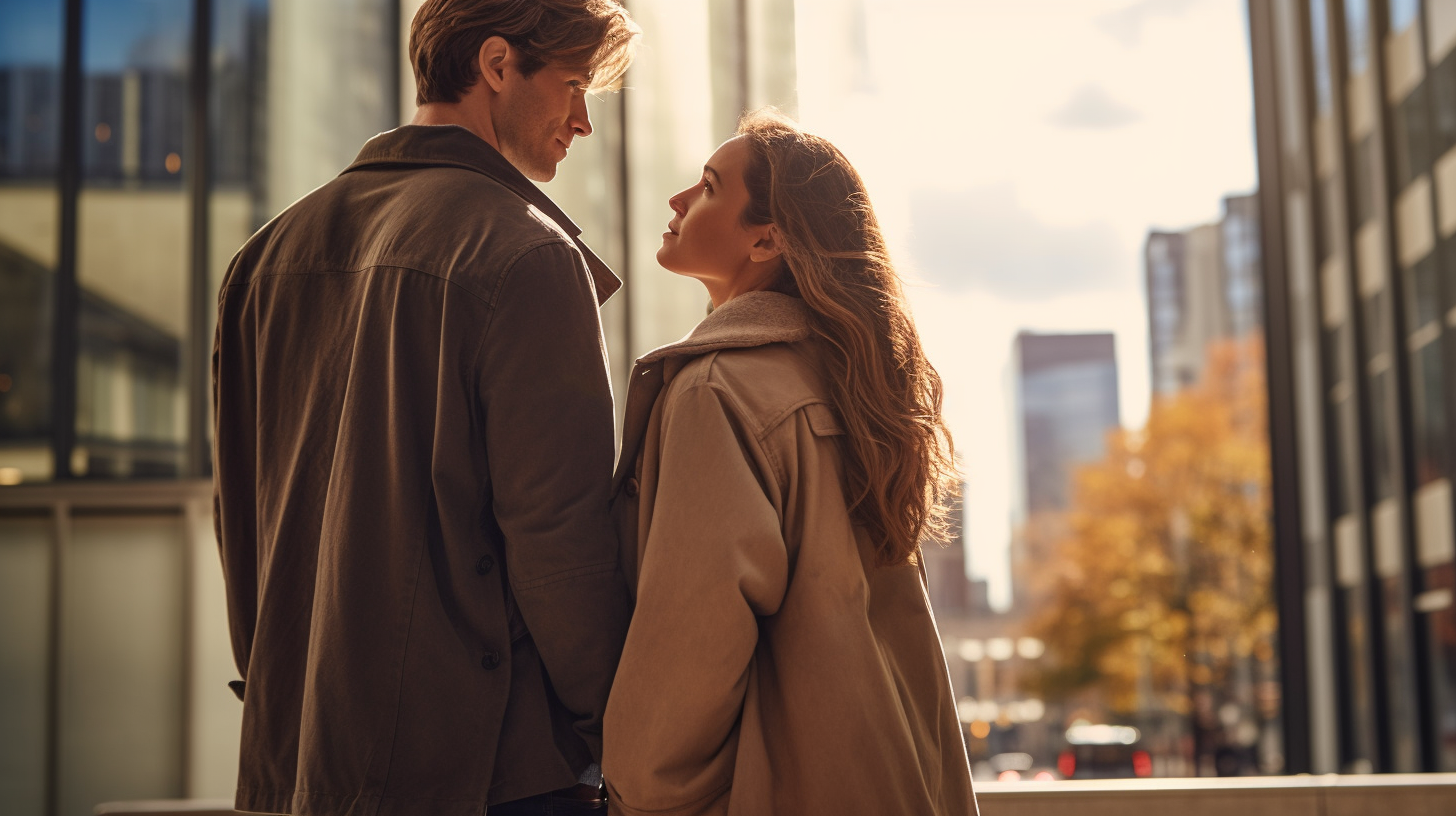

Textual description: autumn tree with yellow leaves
[1023,336,1279,773]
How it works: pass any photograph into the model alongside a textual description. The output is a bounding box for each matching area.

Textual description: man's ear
[749,223,784,263]
[477,36,512,93]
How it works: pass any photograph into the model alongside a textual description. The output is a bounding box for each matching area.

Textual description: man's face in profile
[494,61,595,182]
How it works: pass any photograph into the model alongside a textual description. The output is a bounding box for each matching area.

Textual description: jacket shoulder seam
[470,237,582,400]
[666,374,787,490]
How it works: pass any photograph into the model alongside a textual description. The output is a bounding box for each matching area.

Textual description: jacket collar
[343,125,621,305]
[638,291,813,365]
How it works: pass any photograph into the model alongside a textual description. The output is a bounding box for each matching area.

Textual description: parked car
[1057,723,1152,779]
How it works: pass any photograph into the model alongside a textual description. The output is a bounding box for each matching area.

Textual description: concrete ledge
[91,776,1456,816]
[975,773,1456,816]
[94,802,240,816]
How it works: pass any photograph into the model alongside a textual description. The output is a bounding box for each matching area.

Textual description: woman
[603,110,977,816]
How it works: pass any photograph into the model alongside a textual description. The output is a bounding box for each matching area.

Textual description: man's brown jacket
[212,125,630,816]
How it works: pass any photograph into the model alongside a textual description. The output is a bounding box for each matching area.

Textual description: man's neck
[411,102,499,151]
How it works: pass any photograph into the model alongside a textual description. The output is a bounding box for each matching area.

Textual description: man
[212,2,639,814]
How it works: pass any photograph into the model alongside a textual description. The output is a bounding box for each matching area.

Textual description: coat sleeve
[604,382,789,816]
[477,240,632,762]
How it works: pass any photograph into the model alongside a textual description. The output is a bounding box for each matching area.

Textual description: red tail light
[1133,750,1152,777]
[1057,751,1075,778]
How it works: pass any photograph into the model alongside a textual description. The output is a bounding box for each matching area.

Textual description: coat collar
[343,125,621,305]
[637,291,814,365]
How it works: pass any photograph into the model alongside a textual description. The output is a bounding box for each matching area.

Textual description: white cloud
[1049,84,1143,129]
[907,185,1128,297]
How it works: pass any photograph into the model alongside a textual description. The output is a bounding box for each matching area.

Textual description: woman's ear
[477,36,512,93]
[749,223,784,263]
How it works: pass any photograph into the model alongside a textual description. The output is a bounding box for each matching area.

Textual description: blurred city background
[1,0,1455,814]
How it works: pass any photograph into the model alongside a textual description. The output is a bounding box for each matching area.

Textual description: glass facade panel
[0,516,51,816]
[1392,85,1432,189]
[1412,338,1449,484]
[74,0,192,478]
[1404,254,1443,330]
[1310,0,1334,114]
[1368,365,1396,501]
[1336,581,1380,770]
[0,0,63,484]
[1390,0,1421,34]
[59,515,185,816]
[1434,48,1456,155]
[1380,570,1422,770]
[1350,138,1380,225]
[1426,561,1456,770]
[1345,0,1373,75]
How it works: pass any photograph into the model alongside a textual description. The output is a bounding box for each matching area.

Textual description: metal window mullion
[1292,0,1348,773]
[1365,0,1432,772]
[43,501,71,816]
[185,0,213,481]
[1322,0,1387,771]
[52,0,84,482]
[1250,0,1313,776]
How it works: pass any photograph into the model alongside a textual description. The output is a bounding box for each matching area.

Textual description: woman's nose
[668,192,687,215]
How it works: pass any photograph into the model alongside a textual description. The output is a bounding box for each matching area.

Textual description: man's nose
[571,95,593,138]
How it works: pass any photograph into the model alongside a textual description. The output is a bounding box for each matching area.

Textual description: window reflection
[0,0,63,483]
[73,0,192,478]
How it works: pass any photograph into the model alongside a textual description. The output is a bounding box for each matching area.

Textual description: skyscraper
[1145,193,1264,399]
[1014,331,1122,517]
[1249,0,1456,775]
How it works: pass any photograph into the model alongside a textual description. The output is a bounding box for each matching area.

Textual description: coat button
[481,650,501,670]
[624,477,640,498]
[475,555,494,575]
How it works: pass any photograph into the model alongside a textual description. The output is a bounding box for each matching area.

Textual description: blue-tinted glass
[75,0,192,478]
[81,0,190,185]
[0,0,64,178]
[1310,0,1334,113]
[1389,0,1421,34]
[1346,0,1372,75]
[0,0,63,485]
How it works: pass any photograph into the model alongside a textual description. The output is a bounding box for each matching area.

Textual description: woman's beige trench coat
[603,291,978,816]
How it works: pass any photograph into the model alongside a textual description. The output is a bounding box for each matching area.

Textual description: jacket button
[475,555,494,575]
[624,477,640,498]
[481,650,501,670]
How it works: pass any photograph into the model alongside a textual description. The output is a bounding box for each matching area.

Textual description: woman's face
[657,136,780,305]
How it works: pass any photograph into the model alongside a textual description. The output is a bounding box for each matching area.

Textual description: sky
[793,0,1259,609]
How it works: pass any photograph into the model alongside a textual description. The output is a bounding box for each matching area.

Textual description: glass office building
[0,1,797,814]
[1249,0,1456,774]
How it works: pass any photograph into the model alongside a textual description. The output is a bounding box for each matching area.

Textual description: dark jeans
[488,786,607,815]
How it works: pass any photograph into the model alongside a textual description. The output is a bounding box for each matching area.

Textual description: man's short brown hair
[410,0,639,105]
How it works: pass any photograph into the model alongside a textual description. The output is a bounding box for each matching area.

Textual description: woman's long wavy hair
[737,109,956,566]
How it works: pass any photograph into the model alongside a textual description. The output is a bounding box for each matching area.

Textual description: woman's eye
[702,179,713,194]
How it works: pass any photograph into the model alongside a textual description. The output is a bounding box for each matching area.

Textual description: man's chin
[523,163,558,183]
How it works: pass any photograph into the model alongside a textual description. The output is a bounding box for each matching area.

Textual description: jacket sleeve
[211,281,258,699]
[603,382,789,816]
[476,240,632,761]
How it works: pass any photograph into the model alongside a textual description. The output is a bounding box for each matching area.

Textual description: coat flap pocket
[805,403,844,437]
